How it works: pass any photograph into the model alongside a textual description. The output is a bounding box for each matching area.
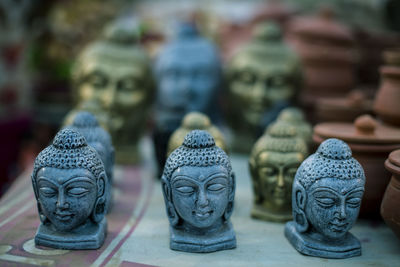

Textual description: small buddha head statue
[167,112,228,156]
[277,107,312,145]
[161,130,235,234]
[291,138,365,240]
[68,111,114,183]
[154,22,222,132]
[226,22,301,134]
[72,20,154,154]
[249,121,308,221]
[31,128,108,233]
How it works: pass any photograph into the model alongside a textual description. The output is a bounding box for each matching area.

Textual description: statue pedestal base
[35,218,107,250]
[251,205,291,222]
[170,222,236,253]
[284,221,361,259]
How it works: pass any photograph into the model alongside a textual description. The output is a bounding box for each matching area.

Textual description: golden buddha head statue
[70,20,154,163]
[167,112,228,156]
[226,22,302,139]
[249,120,307,222]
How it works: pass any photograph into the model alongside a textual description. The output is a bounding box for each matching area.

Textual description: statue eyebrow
[63,176,95,186]
[37,177,58,186]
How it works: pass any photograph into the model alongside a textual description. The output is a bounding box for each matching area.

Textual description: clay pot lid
[314,115,400,144]
[388,149,400,168]
[288,7,354,44]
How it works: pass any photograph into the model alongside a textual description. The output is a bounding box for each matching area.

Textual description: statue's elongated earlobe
[293,180,308,233]
[161,176,179,226]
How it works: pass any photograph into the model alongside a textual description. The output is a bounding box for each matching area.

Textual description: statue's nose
[196,189,209,208]
[56,190,69,209]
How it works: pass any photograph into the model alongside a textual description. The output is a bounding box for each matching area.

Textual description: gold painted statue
[65,21,154,163]
[167,112,227,156]
[277,107,312,146]
[249,121,308,222]
[226,22,302,153]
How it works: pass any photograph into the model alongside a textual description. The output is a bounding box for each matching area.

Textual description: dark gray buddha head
[154,23,221,131]
[292,138,365,240]
[161,130,235,231]
[31,128,108,232]
[69,111,114,183]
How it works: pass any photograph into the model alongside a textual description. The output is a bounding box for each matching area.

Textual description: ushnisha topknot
[251,121,307,158]
[69,111,113,149]
[32,128,105,191]
[163,130,232,180]
[295,138,365,190]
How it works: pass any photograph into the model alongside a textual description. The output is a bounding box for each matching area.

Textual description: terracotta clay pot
[287,8,356,106]
[313,115,400,218]
[373,49,400,127]
[381,149,400,239]
[314,90,373,123]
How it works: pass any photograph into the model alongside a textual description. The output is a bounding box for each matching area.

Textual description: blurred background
[0,0,399,197]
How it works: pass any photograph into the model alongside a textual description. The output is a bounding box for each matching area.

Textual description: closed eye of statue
[67,187,90,197]
[207,183,226,192]
[39,187,57,197]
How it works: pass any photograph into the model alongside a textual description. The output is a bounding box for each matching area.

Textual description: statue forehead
[257,151,304,166]
[36,167,96,185]
[230,58,291,75]
[171,165,229,183]
[80,58,146,78]
[307,177,365,195]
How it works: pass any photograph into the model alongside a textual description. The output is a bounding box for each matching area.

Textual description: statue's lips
[193,210,213,219]
[329,222,348,232]
[54,212,74,221]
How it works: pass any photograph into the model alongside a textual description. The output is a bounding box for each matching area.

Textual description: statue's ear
[292,179,308,233]
[32,174,48,223]
[161,175,179,226]
[92,172,107,223]
[224,172,236,221]
[248,158,261,204]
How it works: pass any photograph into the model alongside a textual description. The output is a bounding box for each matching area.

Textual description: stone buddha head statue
[226,22,301,148]
[154,22,222,133]
[31,128,108,249]
[167,112,228,157]
[161,130,236,252]
[277,107,312,145]
[68,111,114,212]
[70,21,154,163]
[285,138,365,258]
[249,121,307,222]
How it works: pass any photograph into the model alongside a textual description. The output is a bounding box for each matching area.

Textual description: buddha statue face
[155,23,221,131]
[32,128,108,249]
[285,138,365,258]
[227,23,301,132]
[255,151,303,208]
[72,23,154,158]
[36,167,98,232]
[161,130,236,252]
[305,177,364,239]
[249,121,307,221]
[171,165,230,229]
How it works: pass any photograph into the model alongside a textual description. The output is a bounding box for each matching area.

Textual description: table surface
[0,151,399,267]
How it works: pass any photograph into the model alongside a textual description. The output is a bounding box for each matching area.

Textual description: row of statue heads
[31,106,365,258]
[62,19,302,168]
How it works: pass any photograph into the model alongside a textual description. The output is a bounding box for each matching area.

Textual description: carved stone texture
[153,22,222,174]
[161,130,236,253]
[167,112,228,157]
[65,20,154,164]
[277,107,312,146]
[249,121,307,222]
[31,128,108,249]
[68,111,114,212]
[285,138,365,259]
[226,22,301,153]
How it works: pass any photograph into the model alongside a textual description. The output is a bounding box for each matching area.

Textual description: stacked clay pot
[373,49,400,127]
[381,149,400,239]
[313,115,400,218]
[287,8,357,121]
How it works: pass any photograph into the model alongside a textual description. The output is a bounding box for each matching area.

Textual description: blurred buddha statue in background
[66,19,154,164]
[153,22,222,175]
[226,22,302,153]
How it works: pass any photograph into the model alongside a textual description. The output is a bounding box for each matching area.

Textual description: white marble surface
[107,154,400,267]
